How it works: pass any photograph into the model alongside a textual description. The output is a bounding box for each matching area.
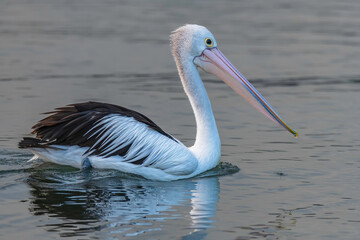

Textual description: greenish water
[1,0,360,239]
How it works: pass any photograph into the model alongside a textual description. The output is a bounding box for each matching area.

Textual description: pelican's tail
[18,137,44,149]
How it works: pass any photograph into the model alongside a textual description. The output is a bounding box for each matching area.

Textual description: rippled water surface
[1,0,360,239]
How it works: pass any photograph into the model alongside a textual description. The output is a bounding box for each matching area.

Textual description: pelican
[19,24,297,181]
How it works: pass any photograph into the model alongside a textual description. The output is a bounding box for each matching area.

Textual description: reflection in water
[26,166,223,239]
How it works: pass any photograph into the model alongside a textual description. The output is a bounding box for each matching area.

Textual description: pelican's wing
[19,102,192,169]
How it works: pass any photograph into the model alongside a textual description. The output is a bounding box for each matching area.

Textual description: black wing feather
[19,101,176,161]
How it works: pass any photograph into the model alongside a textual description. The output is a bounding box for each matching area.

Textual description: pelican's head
[170,24,297,137]
[170,25,218,62]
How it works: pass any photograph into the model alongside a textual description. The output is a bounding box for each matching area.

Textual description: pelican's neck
[176,59,221,170]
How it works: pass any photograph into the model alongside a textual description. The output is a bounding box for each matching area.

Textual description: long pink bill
[195,47,298,137]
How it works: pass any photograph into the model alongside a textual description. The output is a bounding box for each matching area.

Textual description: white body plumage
[31,113,220,181]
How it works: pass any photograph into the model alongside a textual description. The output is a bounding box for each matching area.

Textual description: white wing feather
[86,114,198,175]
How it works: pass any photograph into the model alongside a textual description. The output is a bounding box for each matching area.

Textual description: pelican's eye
[205,38,214,47]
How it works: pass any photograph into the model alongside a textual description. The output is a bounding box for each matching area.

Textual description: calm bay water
[1,0,360,239]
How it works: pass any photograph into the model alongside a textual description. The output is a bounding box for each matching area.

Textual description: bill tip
[293,131,298,138]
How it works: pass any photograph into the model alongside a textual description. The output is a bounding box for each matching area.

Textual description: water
[1,0,360,239]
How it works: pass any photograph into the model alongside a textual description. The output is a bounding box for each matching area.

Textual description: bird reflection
[26,166,222,239]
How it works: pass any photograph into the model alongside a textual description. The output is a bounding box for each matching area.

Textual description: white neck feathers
[174,55,221,170]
